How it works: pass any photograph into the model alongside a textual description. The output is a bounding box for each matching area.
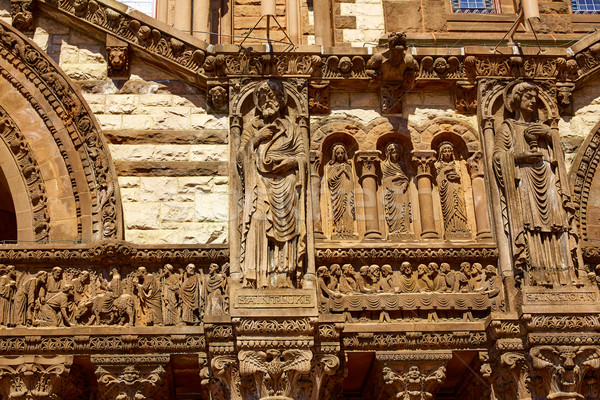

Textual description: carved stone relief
[0,355,73,400]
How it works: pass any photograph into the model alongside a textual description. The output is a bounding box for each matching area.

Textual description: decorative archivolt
[0,20,122,242]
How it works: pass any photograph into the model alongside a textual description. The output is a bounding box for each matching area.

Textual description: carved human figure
[440,263,456,293]
[13,271,47,327]
[72,271,95,323]
[484,265,502,311]
[47,266,65,296]
[455,262,471,292]
[398,262,418,293]
[136,267,163,326]
[0,265,16,326]
[379,264,394,292]
[35,284,74,327]
[338,264,357,294]
[494,82,579,286]
[369,265,381,291]
[435,142,470,239]
[109,267,122,297]
[382,142,412,237]
[417,263,433,291]
[316,266,340,311]
[428,262,447,292]
[237,80,307,289]
[355,266,373,293]
[179,263,200,325]
[328,264,341,292]
[161,264,180,326]
[469,263,486,292]
[205,263,227,315]
[326,143,355,239]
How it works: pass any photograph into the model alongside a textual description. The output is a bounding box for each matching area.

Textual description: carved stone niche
[91,354,169,400]
[0,355,73,400]
[106,34,129,78]
[480,79,588,293]
[369,351,451,400]
[229,78,315,291]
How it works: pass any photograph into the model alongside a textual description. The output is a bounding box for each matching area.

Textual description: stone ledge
[115,161,228,176]
[104,129,228,144]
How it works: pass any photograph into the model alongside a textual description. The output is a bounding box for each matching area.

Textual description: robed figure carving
[382,142,412,237]
[493,82,579,286]
[237,81,307,289]
[435,141,470,239]
[326,143,356,239]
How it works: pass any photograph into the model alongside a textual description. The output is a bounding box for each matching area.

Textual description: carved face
[417,264,427,276]
[401,262,412,276]
[109,48,127,71]
[209,263,219,274]
[121,366,140,383]
[369,266,380,280]
[138,267,147,276]
[440,263,450,274]
[407,366,420,379]
[52,269,62,280]
[210,87,227,109]
[439,144,455,162]
[332,145,347,163]
[386,143,401,163]
[257,84,282,119]
[519,89,537,114]
[186,264,195,276]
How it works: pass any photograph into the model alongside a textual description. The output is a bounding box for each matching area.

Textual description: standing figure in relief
[381,142,412,237]
[135,267,163,326]
[47,266,65,296]
[205,263,227,315]
[161,264,180,326]
[13,271,47,327]
[493,82,578,286]
[180,263,200,325]
[326,143,355,239]
[435,142,470,239]
[0,265,16,326]
[237,80,307,289]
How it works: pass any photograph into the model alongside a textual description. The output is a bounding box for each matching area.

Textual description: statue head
[138,266,147,276]
[186,263,196,275]
[440,263,451,274]
[485,265,497,276]
[342,264,354,276]
[508,82,539,117]
[209,263,219,274]
[317,266,329,278]
[381,264,392,277]
[254,80,286,119]
[330,143,348,164]
[108,47,128,71]
[52,266,62,279]
[385,142,402,163]
[359,265,370,277]
[369,264,380,280]
[437,141,455,162]
[164,264,174,275]
[329,264,341,277]
[209,86,227,110]
[400,261,412,276]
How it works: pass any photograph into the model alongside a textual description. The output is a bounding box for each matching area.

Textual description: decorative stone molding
[0,355,72,400]
[91,354,169,400]
[10,0,33,31]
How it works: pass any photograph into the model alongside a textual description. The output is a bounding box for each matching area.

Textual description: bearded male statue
[237,80,307,289]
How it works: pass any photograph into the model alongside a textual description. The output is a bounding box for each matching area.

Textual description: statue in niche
[179,263,200,325]
[237,80,307,289]
[326,143,355,239]
[381,142,412,237]
[205,263,227,315]
[161,264,180,326]
[435,141,470,239]
[135,267,163,326]
[493,82,579,286]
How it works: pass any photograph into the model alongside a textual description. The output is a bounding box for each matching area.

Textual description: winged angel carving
[382,365,446,400]
[239,349,312,400]
[530,345,600,399]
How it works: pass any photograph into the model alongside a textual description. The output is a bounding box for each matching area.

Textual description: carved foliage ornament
[0,355,72,400]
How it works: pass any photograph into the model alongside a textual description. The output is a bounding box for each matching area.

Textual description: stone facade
[0,0,599,399]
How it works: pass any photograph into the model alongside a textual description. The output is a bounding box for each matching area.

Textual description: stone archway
[0,20,123,242]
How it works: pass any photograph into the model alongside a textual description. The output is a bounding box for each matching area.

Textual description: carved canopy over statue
[236,80,308,289]
[491,81,582,286]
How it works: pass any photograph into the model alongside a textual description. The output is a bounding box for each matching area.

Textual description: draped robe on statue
[494,119,576,286]
[382,157,411,237]
[238,115,307,289]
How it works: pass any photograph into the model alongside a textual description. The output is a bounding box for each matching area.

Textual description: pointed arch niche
[0,21,123,243]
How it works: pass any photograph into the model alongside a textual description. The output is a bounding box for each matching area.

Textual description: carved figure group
[237,80,307,289]
[317,261,500,297]
[0,263,229,328]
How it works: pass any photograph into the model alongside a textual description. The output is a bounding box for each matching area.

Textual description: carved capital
[0,355,73,400]
[467,151,485,179]
[91,354,169,400]
[299,354,342,400]
[209,355,243,400]
[529,345,600,399]
[309,151,322,177]
[10,0,33,31]
[239,349,312,400]
[411,150,436,178]
[490,351,532,400]
[375,352,451,400]
[355,151,381,182]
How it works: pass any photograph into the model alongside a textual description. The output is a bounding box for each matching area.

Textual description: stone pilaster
[411,150,439,239]
[356,150,382,239]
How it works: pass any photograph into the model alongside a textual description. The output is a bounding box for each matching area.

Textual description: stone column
[173,0,192,34]
[91,354,169,400]
[220,0,233,44]
[412,150,438,239]
[467,151,492,239]
[156,0,168,23]
[313,0,334,46]
[310,151,325,238]
[356,151,382,239]
[286,0,300,44]
[0,355,73,399]
[193,0,211,41]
